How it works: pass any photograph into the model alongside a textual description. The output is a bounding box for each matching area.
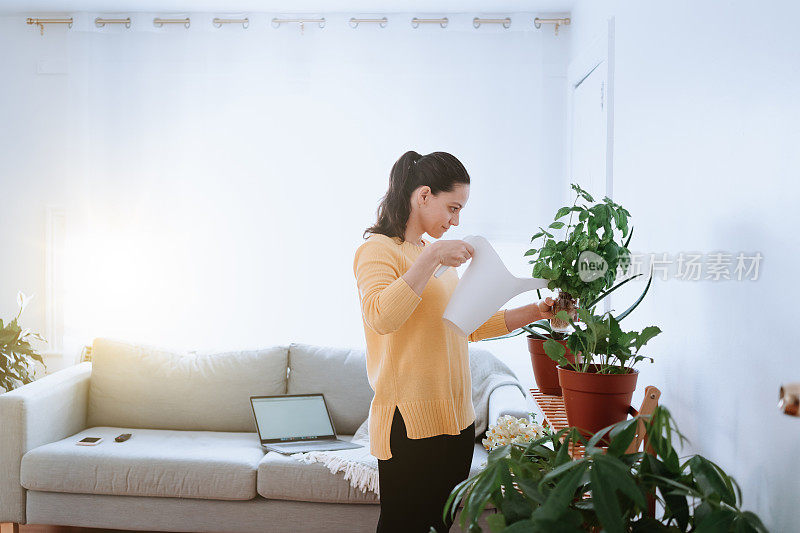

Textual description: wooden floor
[2,525,137,533]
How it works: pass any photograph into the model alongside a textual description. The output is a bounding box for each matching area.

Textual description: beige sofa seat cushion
[87,338,289,432]
[256,435,379,504]
[20,427,264,500]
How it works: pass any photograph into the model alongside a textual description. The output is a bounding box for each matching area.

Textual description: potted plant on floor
[437,405,768,533]
[0,291,47,393]
[544,307,661,441]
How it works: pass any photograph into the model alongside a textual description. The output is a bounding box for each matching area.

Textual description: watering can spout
[435,235,550,338]
[519,276,551,294]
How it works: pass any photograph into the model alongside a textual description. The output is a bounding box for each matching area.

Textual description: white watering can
[434,235,551,338]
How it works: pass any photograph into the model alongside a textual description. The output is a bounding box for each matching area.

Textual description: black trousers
[376,406,476,533]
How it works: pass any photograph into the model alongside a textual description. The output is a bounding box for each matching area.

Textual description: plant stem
[565,192,580,240]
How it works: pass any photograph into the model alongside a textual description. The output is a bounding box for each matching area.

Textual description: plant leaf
[606,418,638,457]
[555,206,572,220]
[536,461,588,523]
[634,326,662,352]
[543,339,569,367]
[689,456,736,506]
[583,272,643,309]
[589,456,626,533]
[694,509,737,532]
[614,265,654,323]
[623,226,634,248]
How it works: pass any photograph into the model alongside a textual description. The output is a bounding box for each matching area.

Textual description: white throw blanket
[290,348,525,496]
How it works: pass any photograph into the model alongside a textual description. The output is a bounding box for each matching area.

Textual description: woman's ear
[418,186,431,206]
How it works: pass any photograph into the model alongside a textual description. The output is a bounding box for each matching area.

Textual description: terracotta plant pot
[557,364,639,441]
[527,336,576,396]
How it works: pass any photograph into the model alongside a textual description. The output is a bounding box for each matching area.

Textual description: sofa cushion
[287,343,373,434]
[256,436,494,508]
[20,427,264,500]
[87,337,289,432]
[257,435,379,504]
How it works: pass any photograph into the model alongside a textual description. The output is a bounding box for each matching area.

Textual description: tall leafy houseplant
[528,183,635,328]
[517,184,662,434]
[475,183,654,397]
[435,405,768,533]
[0,291,47,392]
[480,183,647,342]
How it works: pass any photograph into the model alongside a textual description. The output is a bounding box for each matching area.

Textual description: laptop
[250,393,364,455]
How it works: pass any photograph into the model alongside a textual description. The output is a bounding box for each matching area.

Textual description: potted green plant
[544,307,660,439]
[1,291,47,393]
[476,183,653,397]
[522,268,652,396]
[528,183,640,398]
[527,184,634,322]
[436,405,768,533]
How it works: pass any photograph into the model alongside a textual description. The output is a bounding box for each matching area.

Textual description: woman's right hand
[430,239,476,268]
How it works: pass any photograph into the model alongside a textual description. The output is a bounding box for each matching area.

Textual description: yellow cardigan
[353,233,510,460]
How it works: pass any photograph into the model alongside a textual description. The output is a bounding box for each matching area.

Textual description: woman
[353,151,558,532]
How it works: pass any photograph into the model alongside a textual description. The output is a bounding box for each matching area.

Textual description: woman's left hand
[536,297,557,320]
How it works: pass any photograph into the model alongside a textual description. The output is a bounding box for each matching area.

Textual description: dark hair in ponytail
[363,151,470,243]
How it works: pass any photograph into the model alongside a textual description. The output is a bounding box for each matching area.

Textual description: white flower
[482,415,546,452]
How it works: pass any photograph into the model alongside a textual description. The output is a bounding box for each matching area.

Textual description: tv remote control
[115,433,132,442]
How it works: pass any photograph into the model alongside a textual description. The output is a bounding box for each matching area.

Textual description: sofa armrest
[487,384,531,427]
[0,362,92,523]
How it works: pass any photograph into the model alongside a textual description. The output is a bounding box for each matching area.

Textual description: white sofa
[0,338,531,532]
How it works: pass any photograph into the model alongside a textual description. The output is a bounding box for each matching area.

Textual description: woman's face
[415,183,469,239]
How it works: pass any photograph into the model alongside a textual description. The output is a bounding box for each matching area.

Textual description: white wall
[0,12,569,391]
[569,0,799,529]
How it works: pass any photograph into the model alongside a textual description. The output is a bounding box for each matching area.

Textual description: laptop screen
[250,394,336,443]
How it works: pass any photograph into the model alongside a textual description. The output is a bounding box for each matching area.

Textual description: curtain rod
[25,15,570,36]
[26,17,72,35]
